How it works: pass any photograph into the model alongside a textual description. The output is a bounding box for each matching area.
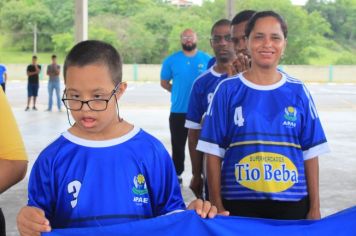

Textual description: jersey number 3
[68,180,81,208]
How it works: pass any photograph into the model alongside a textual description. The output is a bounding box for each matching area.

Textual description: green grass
[0,50,66,64]
[0,35,65,64]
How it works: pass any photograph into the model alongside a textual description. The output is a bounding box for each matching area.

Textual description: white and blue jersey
[161,51,211,113]
[28,127,185,228]
[185,67,228,130]
[197,72,329,201]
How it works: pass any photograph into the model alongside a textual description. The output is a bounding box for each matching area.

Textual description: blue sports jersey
[161,51,211,113]
[185,66,228,130]
[207,57,216,69]
[0,64,6,84]
[28,127,185,228]
[197,72,329,201]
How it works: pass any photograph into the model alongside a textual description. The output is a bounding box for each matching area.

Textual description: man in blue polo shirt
[0,64,7,93]
[160,28,211,184]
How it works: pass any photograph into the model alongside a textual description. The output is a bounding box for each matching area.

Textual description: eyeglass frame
[181,35,195,42]
[210,34,233,44]
[61,83,120,111]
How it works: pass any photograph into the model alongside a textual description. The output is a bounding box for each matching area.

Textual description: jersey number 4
[234,106,244,127]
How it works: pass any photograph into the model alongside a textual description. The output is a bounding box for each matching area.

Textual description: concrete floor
[1,81,356,235]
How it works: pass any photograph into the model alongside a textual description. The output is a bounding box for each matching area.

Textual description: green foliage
[52,33,74,54]
[0,0,356,64]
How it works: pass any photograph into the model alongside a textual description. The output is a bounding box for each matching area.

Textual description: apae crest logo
[132,174,149,205]
[282,106,297,128]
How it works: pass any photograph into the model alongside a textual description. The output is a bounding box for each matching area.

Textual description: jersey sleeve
[147,140,186,216]
[299,84,330,160]
[185,80,204,129]
[28,149,55,220]
[160,57,172,81]
[196,82,229,158]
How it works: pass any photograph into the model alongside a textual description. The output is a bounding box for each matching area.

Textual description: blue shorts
[27,83,39,97]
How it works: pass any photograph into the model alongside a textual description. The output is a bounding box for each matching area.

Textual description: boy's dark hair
[210,19,231,35]
[231,10,256,26]
[32,55,37,59]
[63,40,122,85]
[245,10,288,39]
[52,54,57,59]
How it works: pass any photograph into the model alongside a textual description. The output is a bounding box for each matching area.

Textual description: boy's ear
[116,82,127,97]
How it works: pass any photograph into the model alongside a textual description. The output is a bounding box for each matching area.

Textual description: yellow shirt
[0,89,27,160]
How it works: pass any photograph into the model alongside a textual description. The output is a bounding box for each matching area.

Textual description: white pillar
[226,0,235,20]
[75,0,88,43]
[33,23,37,55]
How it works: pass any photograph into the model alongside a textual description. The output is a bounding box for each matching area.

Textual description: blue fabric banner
[43,206,356,236]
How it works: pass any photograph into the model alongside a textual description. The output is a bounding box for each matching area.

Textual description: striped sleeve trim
[184,120,201,129]
[303,142,330,160]
[196,140,225,158]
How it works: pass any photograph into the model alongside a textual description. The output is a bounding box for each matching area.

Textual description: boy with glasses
[17,40,225,236]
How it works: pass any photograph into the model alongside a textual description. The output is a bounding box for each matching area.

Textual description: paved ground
[1,81,356,235]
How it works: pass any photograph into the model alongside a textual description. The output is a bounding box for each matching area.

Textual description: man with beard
[185,19,235,199]
[161,29,211,185]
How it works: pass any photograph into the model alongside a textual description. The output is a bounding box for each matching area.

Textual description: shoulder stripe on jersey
[192,67,212,85]
[191,66,224,89]
[302,83,318,119]
[285,74,319,119]
[206,75,241,115]
[285,75,302,84]
[229,140,301,149]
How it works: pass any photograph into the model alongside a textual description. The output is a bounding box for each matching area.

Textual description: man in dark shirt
[26,56,41,111]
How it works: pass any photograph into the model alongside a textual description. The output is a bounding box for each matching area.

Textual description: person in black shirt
[25,56,41,111]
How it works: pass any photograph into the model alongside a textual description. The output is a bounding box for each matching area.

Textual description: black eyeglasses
[62,84,120,111]
[210,34,232,44]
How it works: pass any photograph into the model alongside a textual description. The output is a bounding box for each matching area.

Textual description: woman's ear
[282,38,287,56]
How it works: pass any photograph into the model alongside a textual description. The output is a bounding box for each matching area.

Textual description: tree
[0,0,53,51]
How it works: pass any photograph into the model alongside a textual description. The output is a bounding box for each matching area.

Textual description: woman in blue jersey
[17,40,227,235]
[197,11,329,220]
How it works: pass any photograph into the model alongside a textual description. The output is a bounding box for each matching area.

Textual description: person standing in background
[230,10,256,74]
[185,19,235,199]
[46,55,61,111]
[0,64,7,93]
[25,56,41,111]
[160,28,211,184]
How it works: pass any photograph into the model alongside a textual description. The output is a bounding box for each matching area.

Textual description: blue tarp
[43,206,356,236]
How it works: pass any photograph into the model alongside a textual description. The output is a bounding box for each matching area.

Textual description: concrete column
[75,0,88,43]
[226,0,235,20]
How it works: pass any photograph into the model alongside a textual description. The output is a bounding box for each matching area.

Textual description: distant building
[164,0,194,7]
